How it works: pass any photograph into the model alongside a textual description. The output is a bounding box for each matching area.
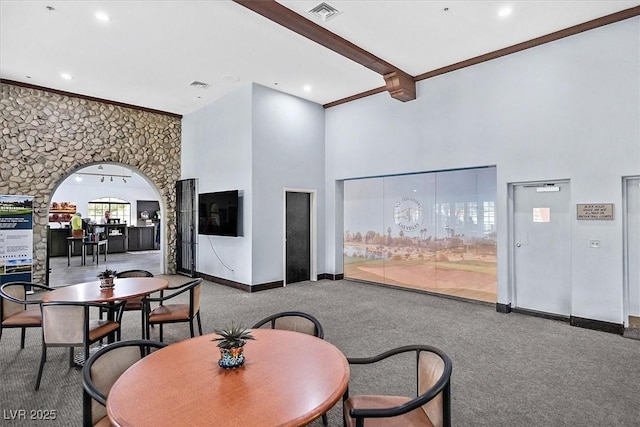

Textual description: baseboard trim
[496,302,512,313]
[196,272,283,293]
[318,273,344,280]
[509,307,623,335]
[511,307,570,323]
[570,316,624,335]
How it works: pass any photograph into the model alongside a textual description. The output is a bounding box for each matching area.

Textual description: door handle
[516,243,522,247]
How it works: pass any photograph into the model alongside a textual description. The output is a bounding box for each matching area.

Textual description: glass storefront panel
[343,167,497,302]
[343,178,384,283]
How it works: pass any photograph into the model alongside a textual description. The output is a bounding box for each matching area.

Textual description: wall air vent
[190,81,210,89]
[307,2,341,22]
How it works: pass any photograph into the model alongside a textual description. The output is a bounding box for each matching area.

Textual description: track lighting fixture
[73,171,132,182]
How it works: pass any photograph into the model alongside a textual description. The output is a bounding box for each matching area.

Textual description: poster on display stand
[0,195,34,291]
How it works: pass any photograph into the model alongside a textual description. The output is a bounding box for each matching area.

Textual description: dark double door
[285,192,311,284]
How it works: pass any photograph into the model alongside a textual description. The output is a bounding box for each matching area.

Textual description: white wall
[251,84,325,284]
[325,18,640,324]
[182,84,253,285]
[182,83,326,286]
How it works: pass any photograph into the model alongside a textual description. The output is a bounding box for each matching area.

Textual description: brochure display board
[0,195,34,286]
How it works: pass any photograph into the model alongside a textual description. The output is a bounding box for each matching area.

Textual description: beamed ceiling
[1,0,639,115]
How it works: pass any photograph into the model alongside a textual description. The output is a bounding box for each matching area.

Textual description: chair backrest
[346,345,452,427]
[190,279,202,314]
[41,302,90,345]
[418,350,448,427]
[115,270,154,278]
[82,339,167,426]
[0,283,28,321]
[252,311,324,338]
[1,282,51,321]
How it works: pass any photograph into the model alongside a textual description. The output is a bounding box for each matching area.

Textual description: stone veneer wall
[0,82,181,283]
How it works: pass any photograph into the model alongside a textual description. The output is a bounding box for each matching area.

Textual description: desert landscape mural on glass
[343,167,497,303]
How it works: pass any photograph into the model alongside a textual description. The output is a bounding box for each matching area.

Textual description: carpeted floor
[2,278,640,426]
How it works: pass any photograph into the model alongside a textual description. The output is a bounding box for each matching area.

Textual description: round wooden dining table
[41,277,169,304]
[107,329,350,427]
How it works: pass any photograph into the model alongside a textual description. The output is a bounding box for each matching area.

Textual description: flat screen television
[198,190,239,236]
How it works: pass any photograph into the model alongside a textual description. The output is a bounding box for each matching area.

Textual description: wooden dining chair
[251,311,324,338]
[35,300,125,390]
[142,278,203,342]
[0,281,53,349]
[82,339,167,427]
[343,345,453,427]
[252,311,327,425]
[114,269,154,310]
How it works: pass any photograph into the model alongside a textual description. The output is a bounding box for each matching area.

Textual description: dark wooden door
[286,192,310,284]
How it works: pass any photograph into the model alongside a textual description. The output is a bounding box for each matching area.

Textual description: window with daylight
[88,197,131,224]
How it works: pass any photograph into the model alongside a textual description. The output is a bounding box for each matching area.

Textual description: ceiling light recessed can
[498,6,513,18]
[61,72,73,80]
[95,11,111,22]
[303,85,312,92]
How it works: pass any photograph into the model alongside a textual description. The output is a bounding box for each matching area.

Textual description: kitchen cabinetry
[128,226,156,251]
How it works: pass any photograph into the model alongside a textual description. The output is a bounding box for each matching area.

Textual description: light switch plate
[590,240,600,248]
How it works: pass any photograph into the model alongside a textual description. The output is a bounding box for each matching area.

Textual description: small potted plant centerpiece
[97,268,117,289]
[213,322,255,369]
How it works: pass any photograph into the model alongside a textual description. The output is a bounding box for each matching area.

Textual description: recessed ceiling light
[303,85,312,92]
[498,6,513,18]
[95,11,111,22]
[61,72,73,80]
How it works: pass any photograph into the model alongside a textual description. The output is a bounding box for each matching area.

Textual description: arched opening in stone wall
[46,161,166,286]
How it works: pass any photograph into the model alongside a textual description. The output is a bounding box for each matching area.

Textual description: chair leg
[20,328,26,349]
[69,347,75,367]
[197,312,203,336]
[145,317,151,340]
[141,310,146,339]
[322,413,328,426]
[189,319,195,338]
[35,345,47,391]
[159,324,163,342]
[84,344,90,365]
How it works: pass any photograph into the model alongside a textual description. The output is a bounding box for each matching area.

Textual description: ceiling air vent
[190,81,210,89]
[307,2,341,22]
